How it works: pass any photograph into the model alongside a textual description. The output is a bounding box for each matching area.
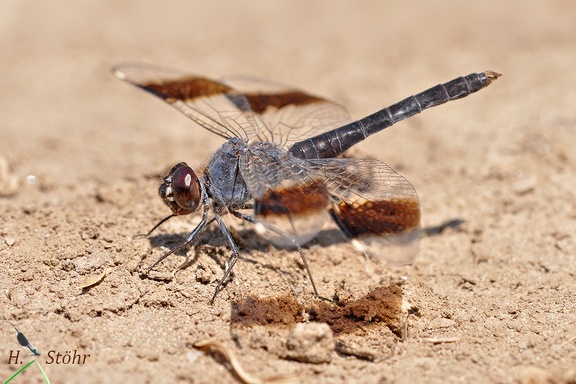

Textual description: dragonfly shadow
[146,233,196,257]
[141,225,345,281]
[314,228,349,247]
[142,218,464,263]
[140,218,464,283]
[423,218,465,237]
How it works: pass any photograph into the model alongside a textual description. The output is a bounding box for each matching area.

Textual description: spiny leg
[170,217,217,274]
[210,214,242,304]
[146,201,212,273]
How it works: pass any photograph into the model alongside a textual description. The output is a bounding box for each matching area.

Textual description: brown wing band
[329,198,420,239]
[245,91,324,113]
[143,77,323,114]
[256,181,329,218]
[142,77,234,102]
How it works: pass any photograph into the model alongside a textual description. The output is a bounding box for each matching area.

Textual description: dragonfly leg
[146,202,212,273]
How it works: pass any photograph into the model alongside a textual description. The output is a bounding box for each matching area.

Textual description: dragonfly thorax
[204,138,251,208]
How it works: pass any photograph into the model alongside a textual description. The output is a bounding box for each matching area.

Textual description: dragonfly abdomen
[289,71,500,160]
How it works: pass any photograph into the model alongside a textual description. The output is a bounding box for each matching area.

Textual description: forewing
[315,158,421,265]
[113,63,267,140]
[221,76,352,148]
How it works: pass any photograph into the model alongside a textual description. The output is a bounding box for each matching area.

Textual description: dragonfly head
[159,162,201,215]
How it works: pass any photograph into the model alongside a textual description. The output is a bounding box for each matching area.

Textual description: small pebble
[283,322,334,364]
[512,177,536,195]
[428,317,456,329]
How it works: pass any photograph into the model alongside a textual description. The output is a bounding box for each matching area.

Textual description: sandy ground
[1,1,575,383]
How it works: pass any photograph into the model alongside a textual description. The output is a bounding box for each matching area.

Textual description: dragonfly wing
[238,147,420,264]
[310,157,421,265]
[113,63,267,140]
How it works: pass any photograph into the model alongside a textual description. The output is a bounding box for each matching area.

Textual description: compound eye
[171,165,201,212]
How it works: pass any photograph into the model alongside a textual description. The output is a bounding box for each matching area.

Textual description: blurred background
[1,0,574,188]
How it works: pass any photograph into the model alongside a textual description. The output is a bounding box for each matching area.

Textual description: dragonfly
[15,327,41,356]
[113,64,500,303]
